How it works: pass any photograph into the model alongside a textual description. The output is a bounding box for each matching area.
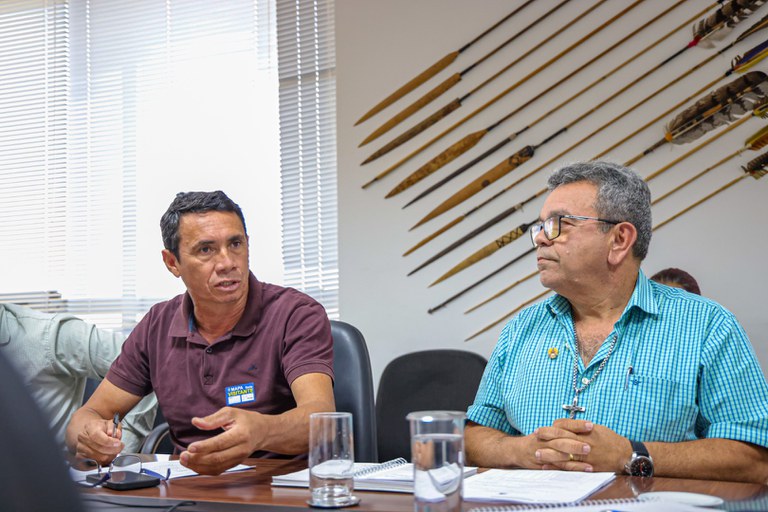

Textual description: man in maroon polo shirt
[66,191,335,475]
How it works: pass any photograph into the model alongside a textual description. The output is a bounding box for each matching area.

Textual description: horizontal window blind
[276,0,338,318]
[0,0,338,331]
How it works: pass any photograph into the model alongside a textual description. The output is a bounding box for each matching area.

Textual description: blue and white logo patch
[225,382,256,406]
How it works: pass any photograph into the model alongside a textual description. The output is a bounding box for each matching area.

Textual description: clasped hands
[526,419,628,473]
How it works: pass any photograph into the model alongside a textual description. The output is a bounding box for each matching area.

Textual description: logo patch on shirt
[225,383,256,406]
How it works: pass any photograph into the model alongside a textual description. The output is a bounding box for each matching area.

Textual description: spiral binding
[468,497,646,512]
[353,457,408,478]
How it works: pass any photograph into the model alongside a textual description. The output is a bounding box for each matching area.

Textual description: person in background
[66,190,335,475]
[465,161,768,483]
[650,267,701,295]
[0,303,157,451]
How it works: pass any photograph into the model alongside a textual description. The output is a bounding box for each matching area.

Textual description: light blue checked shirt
[468,270,768,447]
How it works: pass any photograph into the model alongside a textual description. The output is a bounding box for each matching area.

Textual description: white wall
[336,0,768,389]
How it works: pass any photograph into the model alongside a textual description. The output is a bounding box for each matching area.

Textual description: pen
[624,366,633,390]
[112,412,120,438]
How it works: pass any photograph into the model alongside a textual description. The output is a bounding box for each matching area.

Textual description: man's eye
[199,247,212,254]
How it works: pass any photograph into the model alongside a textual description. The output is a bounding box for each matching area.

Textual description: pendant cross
[562,394,585,418]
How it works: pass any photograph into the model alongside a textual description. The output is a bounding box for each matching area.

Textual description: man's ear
[607,222,637,266]
[161,249,181,277]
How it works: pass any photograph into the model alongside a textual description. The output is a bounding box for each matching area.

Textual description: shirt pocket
[614,372,698,442]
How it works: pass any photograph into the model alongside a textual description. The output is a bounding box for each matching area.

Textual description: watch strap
[630,440,650,458]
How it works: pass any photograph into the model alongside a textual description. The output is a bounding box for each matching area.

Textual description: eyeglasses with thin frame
[74,454,171,487]
[530,214,621,247]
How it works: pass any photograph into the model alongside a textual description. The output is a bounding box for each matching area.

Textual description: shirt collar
[168,271,262,338]
[546,269,658,324]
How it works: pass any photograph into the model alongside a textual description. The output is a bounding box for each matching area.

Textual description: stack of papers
[272,459,478,493]
[463,469,616,503]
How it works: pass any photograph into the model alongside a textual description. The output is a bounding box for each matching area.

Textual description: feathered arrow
[427,125,768,316]
[354,1,532,126]
[625,71,768,165]
[407,3,768,227]
[426,77,768,288]
[460,121,768,316]
[652,123,768,204]
[404,27,768,268]
[359,0,566,147]
[364,0,764,189]
[360,0,641,189]
[396,0,695,206]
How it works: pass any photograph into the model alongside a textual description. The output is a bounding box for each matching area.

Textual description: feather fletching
[731,38,768,72]
[665,71,768,144]
[742,150,768,177]
[692,0,767,48]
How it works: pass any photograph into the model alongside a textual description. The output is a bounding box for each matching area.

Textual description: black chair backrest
[375,349,487,462]
[331,320,378,462]
[0,351,86,511]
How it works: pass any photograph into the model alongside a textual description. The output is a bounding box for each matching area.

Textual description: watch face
[631,456,654,477]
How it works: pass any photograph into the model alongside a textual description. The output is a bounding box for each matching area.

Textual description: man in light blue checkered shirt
[466,161,768,483]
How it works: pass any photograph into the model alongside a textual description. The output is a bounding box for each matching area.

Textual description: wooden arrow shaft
[465,270,539,315]
[387,0,701,204]
[431,221,533,287]
[360,0,567,145]
[355,1,534,125]
[404,134,525,210]
[427,247,536,314]
[364,0,638,186]
[656,174,747,231]
[465,290,551,342]
[386,129,488,197]
[652,151,742,205]
[361,0,593,166]
[409,190,543,275]
[360,73,462,147]
[415,145,536,227]
[361,99,461,171]
[356,51,460,126]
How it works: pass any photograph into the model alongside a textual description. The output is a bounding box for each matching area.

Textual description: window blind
[276,0,338,318]
[0,0,338,330]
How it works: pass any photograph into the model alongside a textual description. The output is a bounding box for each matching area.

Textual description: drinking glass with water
[408,411,466,512]
[308,412,360,508]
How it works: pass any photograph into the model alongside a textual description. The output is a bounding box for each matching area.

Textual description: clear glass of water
[308,412,359,508]
[407,410,466,512]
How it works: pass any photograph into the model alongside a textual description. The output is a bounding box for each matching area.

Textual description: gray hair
[547,161,651,260]
[160,191,247,260]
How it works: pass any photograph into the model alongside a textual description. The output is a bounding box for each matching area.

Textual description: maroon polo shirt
[106,272,333,456]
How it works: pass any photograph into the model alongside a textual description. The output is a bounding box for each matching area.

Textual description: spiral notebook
[469,497,715,511]
[271,457,477,493]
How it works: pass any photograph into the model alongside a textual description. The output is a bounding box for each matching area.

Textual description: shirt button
[581,377,590,385]
[206,347,213,354]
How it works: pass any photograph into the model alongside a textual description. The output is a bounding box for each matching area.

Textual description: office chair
[0,351,86,511]
[140,321,378,461]
[139,404,173,454]
[331,320,378,462]
[375,349,487,462]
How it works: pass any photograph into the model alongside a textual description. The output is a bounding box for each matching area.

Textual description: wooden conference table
[82,458,768,511]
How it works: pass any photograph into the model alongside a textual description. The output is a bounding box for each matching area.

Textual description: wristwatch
[624,440,654,477]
